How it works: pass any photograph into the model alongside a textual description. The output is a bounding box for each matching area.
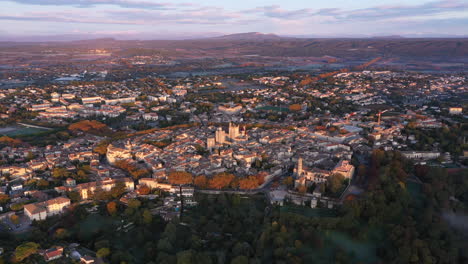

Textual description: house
[24,197,71,221]
[81,255,96,264]
[332,160,355,178]
[402,151,440,160]
[139,178,172,192]
[81,97,102,105]
[449,107,463,115]
[41,246,64,262]
[77,178,134,199]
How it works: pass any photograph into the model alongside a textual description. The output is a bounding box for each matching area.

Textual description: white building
[24,197,71,221]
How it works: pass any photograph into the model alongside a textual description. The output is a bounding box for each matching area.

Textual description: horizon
[1,0,468,41]
[1,31,468,42]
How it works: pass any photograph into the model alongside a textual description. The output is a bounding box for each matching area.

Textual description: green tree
[13,242,39,262]
[97,247,111,258]
[231,256,249,264]
[67,191,81,202]
[327,173,345,195]
[143,209,153,224]
[128,199,141,209]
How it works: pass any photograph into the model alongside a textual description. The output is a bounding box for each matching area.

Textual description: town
[0,63,466,263]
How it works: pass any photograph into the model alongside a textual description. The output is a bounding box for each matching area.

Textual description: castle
[207,123,248,150]
[294,157,354,188]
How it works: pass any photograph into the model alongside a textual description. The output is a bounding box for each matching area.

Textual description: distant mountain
[212,32,285,41]
[371,35,405,39]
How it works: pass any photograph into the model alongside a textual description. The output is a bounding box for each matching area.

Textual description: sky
[0,0,467,40]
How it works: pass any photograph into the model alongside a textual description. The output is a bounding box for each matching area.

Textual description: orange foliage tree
[288,104,302,112]
[239,176,260,190]
[168,171,193,185]
[107,201,117,216]
[68,120,111,135]
[238,172,267,190]
[194,175,208,188]
[137,185,151,195]
[0,136,22,147]
[114,160,150,180]
[208,173,235,189]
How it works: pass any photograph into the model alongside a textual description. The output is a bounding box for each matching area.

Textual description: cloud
[0,0,173,9]
[325,0,468,22]
[244,5,314,19]
[0,7,243,26]
[246,0,468,22]
[0,0,466,36]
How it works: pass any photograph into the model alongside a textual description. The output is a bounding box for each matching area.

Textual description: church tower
[228,122,239,139]
[215,127,226,144]
[296,157,303,176]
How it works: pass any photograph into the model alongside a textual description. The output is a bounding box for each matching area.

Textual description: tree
[283,176,294,187]
[239,176,261,190]
[194,175,208,188]
[94,140,110,155]
[107,201,117,216]
[327,173,345,195]
[67,191,81,202]
[289,104,302,112]
[52,167,70,179]
[96,247,111,258]
[0,194,10,204]
[36,179,49,188]
[13,242,39,262]
[128,199,141,209]
[54,228,68,239]
[0,136,22,147]
[10,214,20,225]
[110,181,127,198]
[231,256,249,264]
[69,120,111,135]
[138,185,151,195]
[298,185,307,194]
[143,209,153,224]
[10,203,24,211]
[208,173,235,189]
[168,171,193,185]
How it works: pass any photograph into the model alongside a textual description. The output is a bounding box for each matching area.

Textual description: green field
[0,126,49,136]
[256,106,290,112]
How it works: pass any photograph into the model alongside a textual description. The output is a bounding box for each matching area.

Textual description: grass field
[0,125,49,136]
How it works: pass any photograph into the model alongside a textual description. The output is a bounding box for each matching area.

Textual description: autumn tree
[68,120,111,135]
[239,175,262,190]
[93,140,110,155]
[297,185,307,194]
[52,167,71,179]
[114,160,150,180]
[54,228,69,239]
[194,175,208,188]
[0,194,10,204]
[10,214,20,225]
[283,176,294,187]
[0,136,22,147]
[168,171,193,185]
[137,185,151,195]
[209,173,235,189]
[107,201,117,216]
[288,104,302,112]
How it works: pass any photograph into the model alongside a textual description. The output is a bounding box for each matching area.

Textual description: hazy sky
[0,0,467,38]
